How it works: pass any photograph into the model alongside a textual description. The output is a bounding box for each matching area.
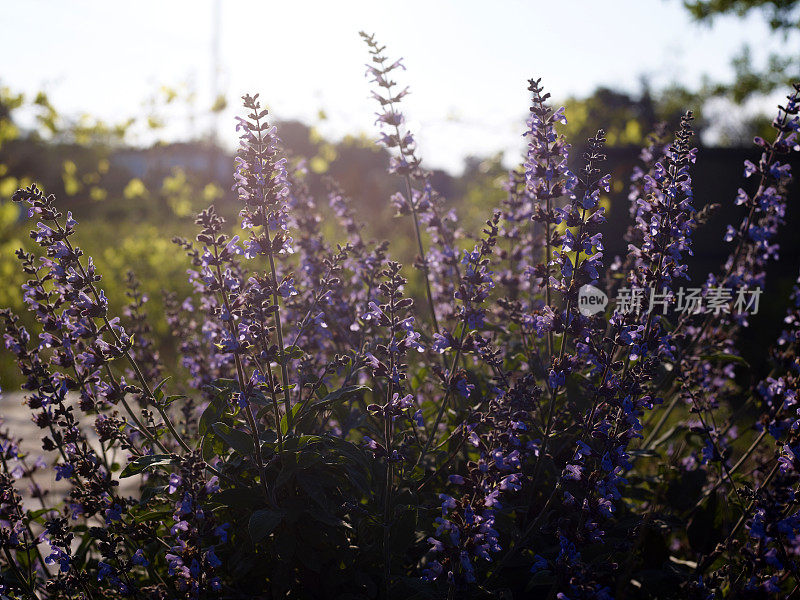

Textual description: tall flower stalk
[361,31,448,335]
[232,94,295,432]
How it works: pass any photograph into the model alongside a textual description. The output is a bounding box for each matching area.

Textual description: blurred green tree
[683,0,800,31]
[680,0,799,102]
[562,2,799,148]
[0,85,224,385]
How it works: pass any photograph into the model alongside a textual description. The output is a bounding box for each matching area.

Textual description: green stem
[212,253,271,499]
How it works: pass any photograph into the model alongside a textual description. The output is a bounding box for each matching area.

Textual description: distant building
[112,142,232,183]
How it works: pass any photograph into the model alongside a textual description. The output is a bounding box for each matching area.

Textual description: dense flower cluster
[1,34,800,599]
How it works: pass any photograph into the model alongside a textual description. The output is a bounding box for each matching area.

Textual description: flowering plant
[1,32,800,599]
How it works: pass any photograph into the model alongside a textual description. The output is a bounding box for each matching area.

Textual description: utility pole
[209,0,222,177]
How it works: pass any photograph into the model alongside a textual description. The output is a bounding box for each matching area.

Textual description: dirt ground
[0,390,138,503]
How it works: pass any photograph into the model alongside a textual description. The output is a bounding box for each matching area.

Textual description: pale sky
[2,0,796,172]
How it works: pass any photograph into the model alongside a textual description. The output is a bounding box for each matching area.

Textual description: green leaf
[259,429,278,443]
[666,468,707,511]
[650,424,687,449]
[213,487,262,511]
[151,377,171,402]
[249,508,284,543]
[275,451,298,490]
[211,422,255,455]
[206,378,240,398]
[199,389,230,437]
[274,526,296,560]
[298,385,370,422]
[245,389,272,407]
[162,394,186,407]
[201,431,226,462]
[639,524,670,568]
[280,403,303,436]
[139,484,168,505]
[290,386,371,436]
[283,345,305,360]
[390,507,417,554]
[134,506,174,523]
[120,454,175,478]
[699,353,750,368]
[0,567,23,587]
[314,382,329,400]
[26,507,54,523]
[687,493,723,554]
[628,449,659,458]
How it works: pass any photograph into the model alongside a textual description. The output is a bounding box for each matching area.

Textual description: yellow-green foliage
[0,214,195,385]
